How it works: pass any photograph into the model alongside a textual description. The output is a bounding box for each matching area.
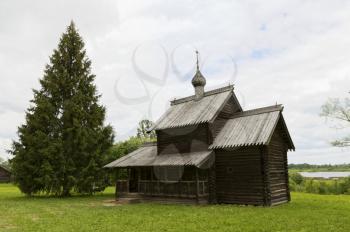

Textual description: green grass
[1,184,350,231]
[290,169,350,172]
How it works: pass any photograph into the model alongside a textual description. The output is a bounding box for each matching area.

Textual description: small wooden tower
[105,53,294,206]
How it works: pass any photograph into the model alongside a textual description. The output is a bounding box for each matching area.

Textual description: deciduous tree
[321,96,350,147]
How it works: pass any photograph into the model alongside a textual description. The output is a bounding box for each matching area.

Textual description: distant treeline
[289,173,350,195]
[289,163,350,172]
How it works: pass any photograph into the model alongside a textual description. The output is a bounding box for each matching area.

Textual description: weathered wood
[150,168,153,196]
[208,163,217,203]
[261,146,271,206]
[137,168,140,193]
[266,124,290,204]
[157,124,209,155]
[195,168,199,203]
[137,179,208,198]
[115,169,119,199]
[106,83,292,207]
[117,193,209,205]
[178,168,182,197]
[284,148,291,201]
[215,147,265,205]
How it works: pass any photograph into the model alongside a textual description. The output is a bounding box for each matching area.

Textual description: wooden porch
[114,192,209,205]
[114,166,210,204]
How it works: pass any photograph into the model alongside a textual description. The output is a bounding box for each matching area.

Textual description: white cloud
[0,0,349,163]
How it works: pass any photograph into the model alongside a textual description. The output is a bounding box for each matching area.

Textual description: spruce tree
[10,22,114,196]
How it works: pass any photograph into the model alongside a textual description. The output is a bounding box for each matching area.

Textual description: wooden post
[138,168,141,193]
[178,167,182,197]
[115,169,119,200]
[195,167,199,203]
[158,179,160,196]
[150,167,153,196]
[127,168,130,193]
[202,181,205,194]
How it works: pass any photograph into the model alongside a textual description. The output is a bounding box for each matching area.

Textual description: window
[226,167,233,174]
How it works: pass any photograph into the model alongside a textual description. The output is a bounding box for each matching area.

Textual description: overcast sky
[0,0,349,163]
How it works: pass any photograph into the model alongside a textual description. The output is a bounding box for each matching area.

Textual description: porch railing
[116,180,208,197]
[138,180,208,197]
[116,180,129,193]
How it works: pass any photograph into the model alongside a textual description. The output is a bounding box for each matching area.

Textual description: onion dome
[192,51,206,100]
[192,69,206,87]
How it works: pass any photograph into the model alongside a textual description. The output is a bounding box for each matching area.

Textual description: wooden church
[105,54,295,206]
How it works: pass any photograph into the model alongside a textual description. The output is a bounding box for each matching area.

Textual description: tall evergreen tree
[10,22,114,196]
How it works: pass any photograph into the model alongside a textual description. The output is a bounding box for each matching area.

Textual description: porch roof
[104,145,213,168]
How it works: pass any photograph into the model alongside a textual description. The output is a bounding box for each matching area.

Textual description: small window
[226,167,233,174]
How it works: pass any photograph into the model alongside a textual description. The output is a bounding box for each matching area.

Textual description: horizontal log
[270,189,287,194]
[217,198,264,204]
[270,184,287,189]
[271,196,288,203]
[271,193,288,198]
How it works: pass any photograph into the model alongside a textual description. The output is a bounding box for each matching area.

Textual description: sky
[0,0,349,164]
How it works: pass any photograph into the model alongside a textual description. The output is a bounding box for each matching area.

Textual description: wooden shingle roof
[150,85,241,130]
[104,144,213,168]
[209,105,295,150]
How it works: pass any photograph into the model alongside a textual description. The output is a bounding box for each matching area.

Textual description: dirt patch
[102,199,126,207]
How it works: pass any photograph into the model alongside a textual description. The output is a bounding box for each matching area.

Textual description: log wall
[157,124,209,154]
[215,147,265,205]
[267,127,290,205]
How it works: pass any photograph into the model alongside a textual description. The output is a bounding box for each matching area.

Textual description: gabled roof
[209,105,295,150]
[150,85,241,130]
[104,144,213,168]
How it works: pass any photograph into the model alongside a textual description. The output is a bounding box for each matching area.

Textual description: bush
[289,175,350,195]
[290,172,304,185]
[289,178,297,191]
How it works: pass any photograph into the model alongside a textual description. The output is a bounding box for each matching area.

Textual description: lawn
[1,184,350,232]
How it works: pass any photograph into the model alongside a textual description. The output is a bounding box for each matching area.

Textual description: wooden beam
[195,167,199,203]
